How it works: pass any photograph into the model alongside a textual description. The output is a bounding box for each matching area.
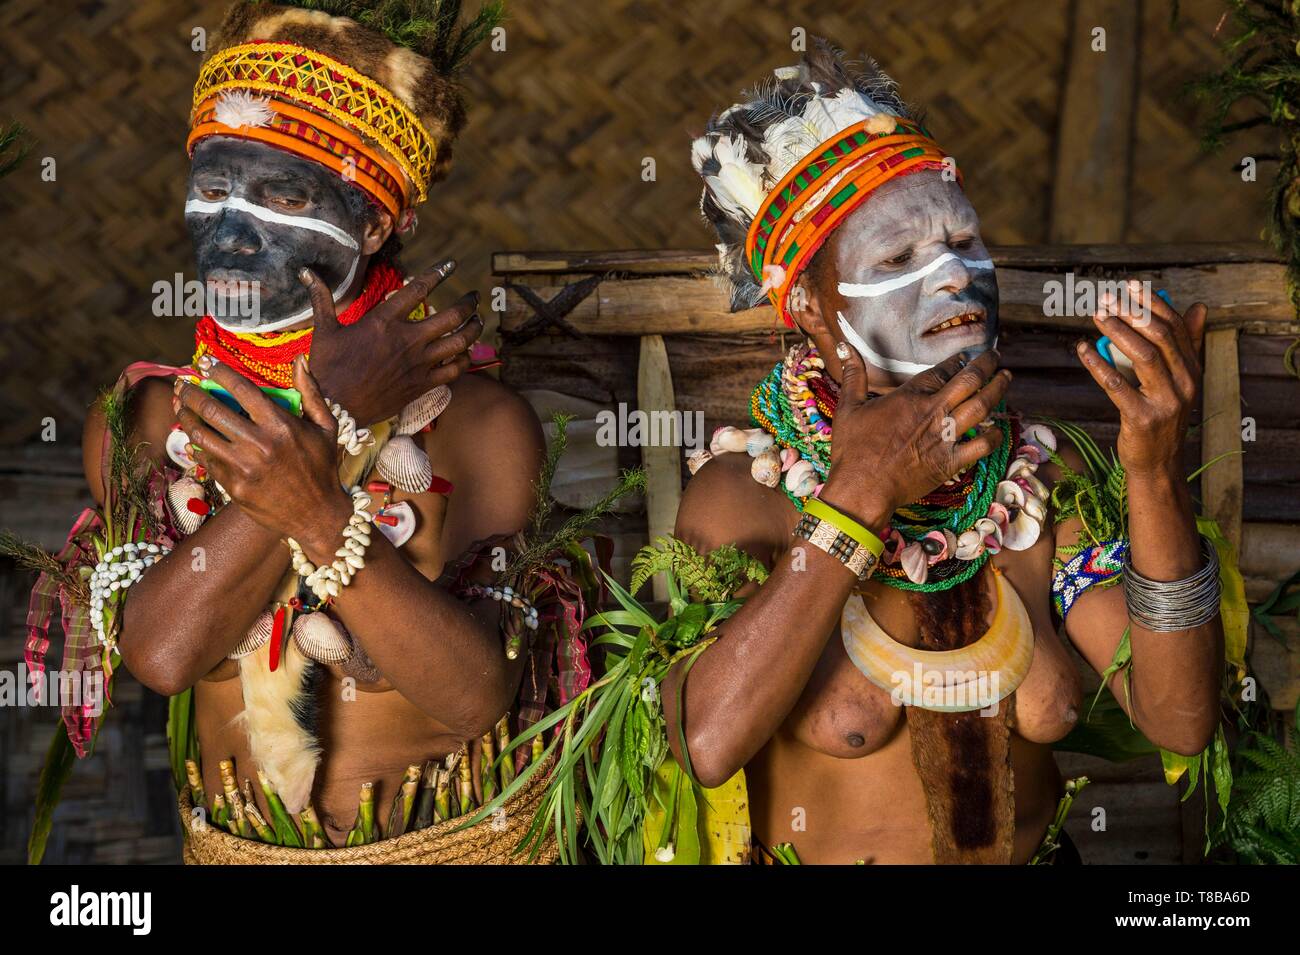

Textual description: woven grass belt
[178,756,557,865]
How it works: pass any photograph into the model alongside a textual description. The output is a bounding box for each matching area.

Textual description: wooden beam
[1201,328,1245,554]
[637,334,682,602]
[493,243,1282,276]
[501,263,1297,336]
[1049,0,1141,243]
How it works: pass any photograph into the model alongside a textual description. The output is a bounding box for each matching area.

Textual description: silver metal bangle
[1122,535,1221,632]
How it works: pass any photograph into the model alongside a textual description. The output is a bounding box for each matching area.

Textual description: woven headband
[189,41,438,213]
[743,116,959,327]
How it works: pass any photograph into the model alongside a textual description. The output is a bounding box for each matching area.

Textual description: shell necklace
[700,342,1057,592]
[841,564,1034,712]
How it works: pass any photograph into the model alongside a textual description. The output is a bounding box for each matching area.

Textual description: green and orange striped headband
[744,114,960,327]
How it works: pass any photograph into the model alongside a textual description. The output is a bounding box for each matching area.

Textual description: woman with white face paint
[661,39,1224,864]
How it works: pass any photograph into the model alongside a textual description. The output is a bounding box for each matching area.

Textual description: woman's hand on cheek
[177,357,353,544]
[306,260,484,426]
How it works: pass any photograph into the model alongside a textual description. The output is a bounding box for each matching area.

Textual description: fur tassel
[237,637,321,814]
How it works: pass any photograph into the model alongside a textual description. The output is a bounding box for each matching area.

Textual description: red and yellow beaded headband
[744,115,960,327]
[188,41,439,217]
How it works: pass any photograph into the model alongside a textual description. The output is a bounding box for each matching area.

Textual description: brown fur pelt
[210,1,467,185]
[904,568,1016,864]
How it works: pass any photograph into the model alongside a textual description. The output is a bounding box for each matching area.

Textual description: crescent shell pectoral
[840,566,1035,713]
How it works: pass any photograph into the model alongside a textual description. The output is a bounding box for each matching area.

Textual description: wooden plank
[637,335,682,602]
[1250,616,1300,712]
[1202,328,1245,554]
[501,263,1297,336]
[1049,0,1140,243]
[493,243,1282,276]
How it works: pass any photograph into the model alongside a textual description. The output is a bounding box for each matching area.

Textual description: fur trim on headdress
[691,38,922,312]
[209,1,502,187]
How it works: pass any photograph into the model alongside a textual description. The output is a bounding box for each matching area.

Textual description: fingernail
[440,259,457,276]
[1076,341,1088,355]
[299,268,311,285]
[835,342,851,361]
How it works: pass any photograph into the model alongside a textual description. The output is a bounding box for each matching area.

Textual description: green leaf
[1054,690,1158,762]
[167,689,197,791]
[28,725,77,865]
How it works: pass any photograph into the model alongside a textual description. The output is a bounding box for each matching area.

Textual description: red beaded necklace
[192,261,406,388]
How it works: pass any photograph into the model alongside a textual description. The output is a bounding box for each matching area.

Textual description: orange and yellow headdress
[692,40,960,327]
[188,1,499,221]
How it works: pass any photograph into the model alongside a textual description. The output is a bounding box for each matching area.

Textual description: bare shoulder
[675,445,792,565]
[420,373,544,537]
[426,373,544,471]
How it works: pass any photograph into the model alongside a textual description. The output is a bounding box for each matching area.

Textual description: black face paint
[822,170,999,381]
[185,137,374,329]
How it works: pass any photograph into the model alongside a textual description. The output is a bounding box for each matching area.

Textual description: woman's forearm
[119,503,289,694]
[295,499,517,738]
[1123,464,1223,750]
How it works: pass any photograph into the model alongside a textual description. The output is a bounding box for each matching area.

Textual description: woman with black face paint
[36,2,570,861]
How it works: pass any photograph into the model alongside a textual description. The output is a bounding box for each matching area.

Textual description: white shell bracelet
[287,487,373,602]
[90,541,172,646]
[328,400,375,457]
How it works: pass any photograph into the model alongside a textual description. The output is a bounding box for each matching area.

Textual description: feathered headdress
[691,39,957,325]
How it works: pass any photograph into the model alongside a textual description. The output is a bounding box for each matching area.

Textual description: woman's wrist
[816,478,893,537]
[291,492,359,564]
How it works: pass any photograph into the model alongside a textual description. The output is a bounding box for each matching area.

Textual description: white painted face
[813,169,999,383]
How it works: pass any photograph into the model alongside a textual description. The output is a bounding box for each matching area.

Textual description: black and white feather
[690,38,920,311]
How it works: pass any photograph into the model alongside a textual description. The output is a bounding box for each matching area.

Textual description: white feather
[704,134,766,218]
[214,91,275,130]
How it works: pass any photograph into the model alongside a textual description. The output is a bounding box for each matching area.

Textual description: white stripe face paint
[837,252,994,299]
[184,197,359,250]
[185,196,361,332]
[836,311,933,375]
[837,311,999,377]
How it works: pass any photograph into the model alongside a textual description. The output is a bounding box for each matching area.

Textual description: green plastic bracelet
[803,497,885,559]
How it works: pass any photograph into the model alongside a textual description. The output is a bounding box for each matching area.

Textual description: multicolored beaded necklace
[749,343,1020,593]
[192,261,407,388]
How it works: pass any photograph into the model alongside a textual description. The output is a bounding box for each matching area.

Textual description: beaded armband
[1051,538,1128,620]
[794,512,879,580]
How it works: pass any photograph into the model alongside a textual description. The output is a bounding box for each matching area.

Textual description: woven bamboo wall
[0,0,1275,446]
[0,0,1285,865]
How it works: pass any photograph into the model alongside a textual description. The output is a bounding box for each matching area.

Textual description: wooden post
[1201,328,1244,555]
[638,334,682,601]
[1049,0,1140,243]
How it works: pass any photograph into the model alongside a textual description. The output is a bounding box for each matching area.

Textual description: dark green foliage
[267,0,505,74]
[1214,702,1300,863]
[1188,1,1300,312]
[0,121,31,180]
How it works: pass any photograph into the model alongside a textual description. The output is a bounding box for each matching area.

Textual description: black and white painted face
[186,137,371,330]
[815,169,999,382]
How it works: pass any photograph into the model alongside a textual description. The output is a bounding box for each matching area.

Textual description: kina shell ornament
[291,611,353,664]
[228,610,273,659]
[167,475,209,536]
[376,434,433,494]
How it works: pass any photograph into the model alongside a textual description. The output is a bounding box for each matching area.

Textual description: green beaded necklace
[749,344,1015,593]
